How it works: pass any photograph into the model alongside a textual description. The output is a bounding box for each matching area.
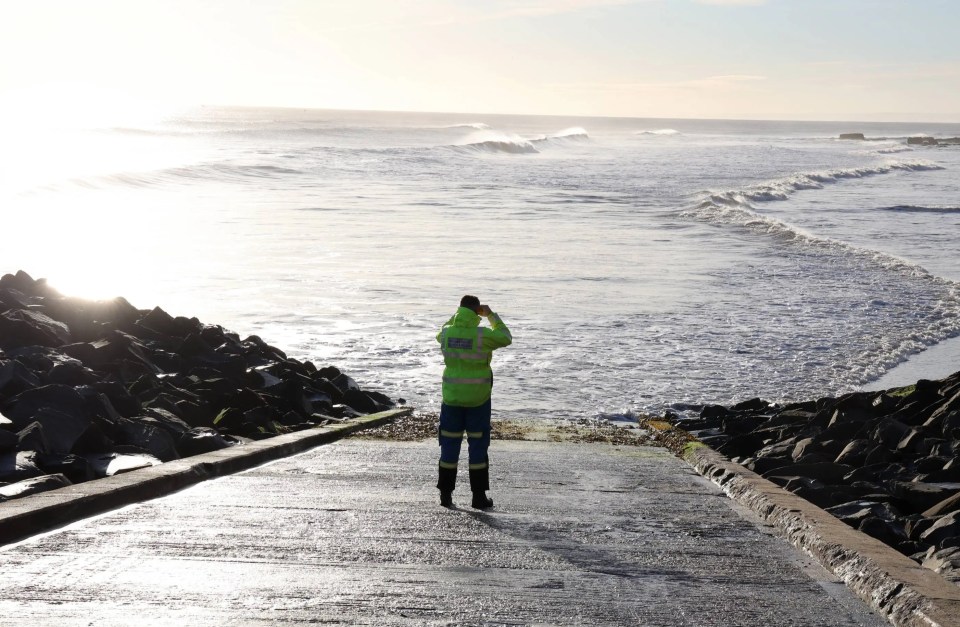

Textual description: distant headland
[840,132,960,146]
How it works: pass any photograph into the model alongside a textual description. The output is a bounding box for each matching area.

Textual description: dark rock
[35,453,94,483]
[0,309,72,348]
[925,492,960,518]
[820,425,864,450]
[3,384,87,425]
[137,306,182,337]
[720,413,767,435]
[826,500,901,526]
[871,393,898,416]
[792,437,844,463]
[916,455,950,474]
[839,133,865,140]
[920,511,960,548]
[0,427,17,452]
[845,462,908,483]
[0,270,39,292]
[762,410,817,431]
[84,452,161,478]
[278,410,304,426]
[921,547,960,581]
[0,271,394,492]
[141,408,192,438]
[17,421,50,453]
[0,450,44,482]
[0,287,31,310]
[329,371,360,394]
[115,419,179,462]
[176,427,234,457]
[48,361,100,386]
[0,473,72,500]
[717,433,765,458]
[754,438,797,460]
[859,517,908,545]
[731,397,769,412]
[790,481,839,508]
[898,382,940,410]
[888,398,943,427]
[343,388,381,414]
[896,429,924,454]
[871,418,911,448]
[0,358,42,396]
[834,439,871,466]
[746,456,791,475]
[761,462,852,485]
[905,516,937,541]
[331,404,363,419]
[864,445,895,466]
[19,408,91,455]
[828,485,882,505]
[907,136,939,146]
[889,482,957,514]
[365,389,394,409]
[42,296,141,338]
[241,406,281,432]
[69,423,114,454]
[91,382,141,417]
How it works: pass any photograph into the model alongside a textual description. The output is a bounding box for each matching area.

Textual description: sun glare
[1,83,180,132]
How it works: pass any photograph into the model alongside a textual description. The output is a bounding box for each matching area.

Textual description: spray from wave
[684,160,948,273]
[442,122,492,130]
[636,129,681,136]
[452,127,589,155]
[703,161,943,203]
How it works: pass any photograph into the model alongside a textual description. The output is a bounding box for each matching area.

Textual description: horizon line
[182,102,960,126]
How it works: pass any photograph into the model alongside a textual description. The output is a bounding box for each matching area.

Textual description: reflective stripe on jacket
[437,306,512,407]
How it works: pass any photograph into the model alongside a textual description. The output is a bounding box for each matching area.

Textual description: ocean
[2,107,959,420]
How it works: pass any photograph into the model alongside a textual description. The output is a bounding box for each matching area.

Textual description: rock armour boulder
[666,368,960,584]
[0,270,396,500]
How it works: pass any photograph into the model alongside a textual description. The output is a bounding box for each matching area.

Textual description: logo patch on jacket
[448,338,473,350]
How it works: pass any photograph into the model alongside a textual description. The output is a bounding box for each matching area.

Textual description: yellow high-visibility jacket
[437,306,512,407]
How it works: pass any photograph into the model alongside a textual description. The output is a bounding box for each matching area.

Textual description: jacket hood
[451,306,481,327]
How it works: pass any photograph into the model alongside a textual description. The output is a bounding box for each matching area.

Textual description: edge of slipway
[0,407,412,546]
[644,419,960,627]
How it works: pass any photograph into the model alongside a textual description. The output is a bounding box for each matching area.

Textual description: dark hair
[460,295,480,310]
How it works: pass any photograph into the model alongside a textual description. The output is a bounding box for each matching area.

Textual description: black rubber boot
[438,465,457,507]
[471,492,493,510]
[469,466,492,510]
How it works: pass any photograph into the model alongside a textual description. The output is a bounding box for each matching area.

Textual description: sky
[1,0,958,122]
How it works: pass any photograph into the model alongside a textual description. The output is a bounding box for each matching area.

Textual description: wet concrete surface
[0,438,888,626]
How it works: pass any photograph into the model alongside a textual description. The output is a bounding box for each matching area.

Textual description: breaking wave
[636,129,681,136]
[879,204,960,214]
[683,159,960,385]
[874,146,914,154]
[684,160,948,275]
[442,122,491,130]
[702,161,944,204]
[546,127,590,140]
[454,132,540,154]
[452,127,589,155]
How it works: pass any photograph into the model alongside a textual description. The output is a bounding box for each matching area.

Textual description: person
[436,295,512,509]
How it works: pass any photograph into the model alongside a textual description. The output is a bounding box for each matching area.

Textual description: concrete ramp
[0,438,886,626]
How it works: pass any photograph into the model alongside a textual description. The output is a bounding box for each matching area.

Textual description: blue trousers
[438,399,491,472]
